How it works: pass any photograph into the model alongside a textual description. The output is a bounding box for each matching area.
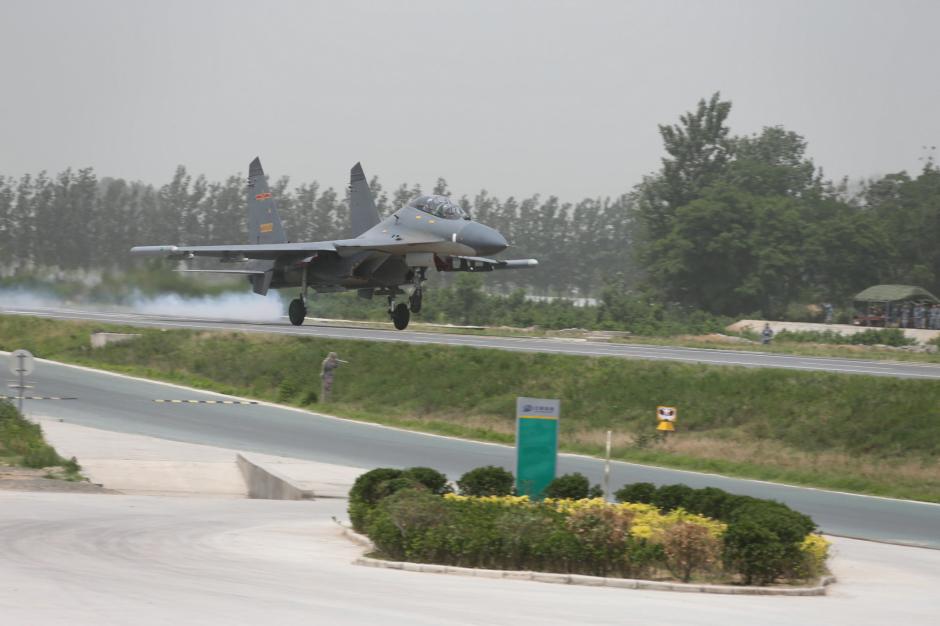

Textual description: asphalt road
[3,304,940,379]
[6,353,939,549]
[3,492,938,626]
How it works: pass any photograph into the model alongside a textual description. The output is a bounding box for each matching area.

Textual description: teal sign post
[515,397,560,499]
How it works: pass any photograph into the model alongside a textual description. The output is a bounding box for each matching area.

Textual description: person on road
[823,302,834,324]
[761,323,774,345]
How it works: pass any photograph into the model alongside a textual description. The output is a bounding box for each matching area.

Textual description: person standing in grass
[761,323,774,345]
[320,352,346,402]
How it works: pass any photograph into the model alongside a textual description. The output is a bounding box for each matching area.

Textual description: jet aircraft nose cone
[459,222,508,256]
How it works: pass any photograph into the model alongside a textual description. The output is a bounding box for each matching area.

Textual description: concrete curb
[340,525,834,596]
[236,453,314,500]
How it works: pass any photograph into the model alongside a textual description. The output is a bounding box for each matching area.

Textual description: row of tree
[0,166,631,297]
[0,93,937,317]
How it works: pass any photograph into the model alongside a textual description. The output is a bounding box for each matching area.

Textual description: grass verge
[0,400,83,480]
[1,314,938,501]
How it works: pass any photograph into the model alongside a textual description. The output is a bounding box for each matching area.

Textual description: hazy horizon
[3,0,938,200]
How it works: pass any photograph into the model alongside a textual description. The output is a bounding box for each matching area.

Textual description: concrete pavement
[0,491,938,626]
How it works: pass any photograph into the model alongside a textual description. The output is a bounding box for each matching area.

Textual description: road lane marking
[153,399,258,405]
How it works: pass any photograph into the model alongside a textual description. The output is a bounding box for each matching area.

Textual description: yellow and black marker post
[656,406,677,433]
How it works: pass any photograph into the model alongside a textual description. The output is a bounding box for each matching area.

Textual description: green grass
[0,399,84,479]
[1,314,938,501]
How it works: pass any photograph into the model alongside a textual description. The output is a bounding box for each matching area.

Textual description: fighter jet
[130,158,537,330]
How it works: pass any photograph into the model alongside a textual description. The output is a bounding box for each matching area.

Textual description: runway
[7,353,940,548]
[3,304,940,379]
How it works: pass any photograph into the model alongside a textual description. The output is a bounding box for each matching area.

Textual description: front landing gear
[288,298,307,326]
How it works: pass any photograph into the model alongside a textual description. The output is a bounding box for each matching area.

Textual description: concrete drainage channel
[35,417,365,500]
[237,453,314,500]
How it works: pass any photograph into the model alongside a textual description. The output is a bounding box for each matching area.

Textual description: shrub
[23,444,61,469]
[364,506,405,560]
[372,476,427,502]
[349,468,403,506]
[403,466,452,495]
[544,473,592,500]
[723,518,788,585]
[495,507,558,571]
[614,482,656,504]
[723,501,816,584]
[652,484,696,512]
[348,467,403,531]
[686,486,734,520]
[661,521,722,582]
[565,505,635,577]
[798,534,831,579]
[457,465,515,496]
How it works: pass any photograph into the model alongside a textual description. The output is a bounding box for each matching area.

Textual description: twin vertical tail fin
[247,157,288,245]
[246,157,285,296]
[349,162,380,237]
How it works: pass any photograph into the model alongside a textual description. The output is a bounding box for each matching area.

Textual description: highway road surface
[5,353,939,549]
[2,304,940,378]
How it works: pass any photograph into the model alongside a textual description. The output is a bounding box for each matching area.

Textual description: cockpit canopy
[407,195,467,220]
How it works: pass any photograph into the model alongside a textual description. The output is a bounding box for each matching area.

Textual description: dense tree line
[0,92,937,317]
[0,166,631,297]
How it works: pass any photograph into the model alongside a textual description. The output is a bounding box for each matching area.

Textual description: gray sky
[2,0,938,201]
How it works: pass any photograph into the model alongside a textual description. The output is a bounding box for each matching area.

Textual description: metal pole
[17,352,25,415]
[603,429,612,501]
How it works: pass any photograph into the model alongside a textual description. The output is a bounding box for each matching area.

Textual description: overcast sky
[2,0,938,201]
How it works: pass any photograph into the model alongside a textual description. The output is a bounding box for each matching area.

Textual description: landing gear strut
[289,267,309,326]
[408,268,425,314]
[389,295,410,330]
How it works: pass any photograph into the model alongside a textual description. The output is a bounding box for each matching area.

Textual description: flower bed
[348,467,830,585]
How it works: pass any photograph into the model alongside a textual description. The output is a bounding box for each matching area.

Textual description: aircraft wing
[130,242,337,261]
[130,236,446,261]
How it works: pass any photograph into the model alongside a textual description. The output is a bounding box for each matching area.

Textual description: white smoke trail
[0,288,68,309]
[130,291,284,322]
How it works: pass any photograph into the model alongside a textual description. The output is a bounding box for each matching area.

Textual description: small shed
[852,284,939,326]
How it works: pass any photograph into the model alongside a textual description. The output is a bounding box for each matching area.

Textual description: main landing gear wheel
[409,288,423,314]
[391,302,411,330]
[288,298,307,326]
